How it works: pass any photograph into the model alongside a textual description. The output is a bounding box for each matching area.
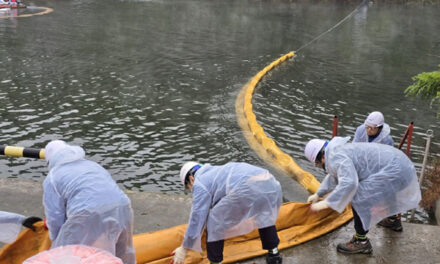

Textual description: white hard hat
[364,111,384,127]
[179,161,200,185]
[304,139,326,163]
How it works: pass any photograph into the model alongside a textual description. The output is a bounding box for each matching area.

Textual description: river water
[0,0,439,221]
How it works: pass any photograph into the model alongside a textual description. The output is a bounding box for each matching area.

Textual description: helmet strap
[185,165,201,185]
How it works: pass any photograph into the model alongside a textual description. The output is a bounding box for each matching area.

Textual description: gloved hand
[310,200,329,212]
[22,216,43,231]
[307,193,320,204]
[170,246,187,264]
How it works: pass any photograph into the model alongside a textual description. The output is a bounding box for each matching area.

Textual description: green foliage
[405,65,440,117]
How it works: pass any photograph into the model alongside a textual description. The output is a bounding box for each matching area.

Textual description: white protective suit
[0,211,25,243]
[317,137,421,230]
[353,123,394,146]
[182,162,282,252]
[43,141,135,264]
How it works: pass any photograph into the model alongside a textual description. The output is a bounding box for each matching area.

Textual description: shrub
[405,65,440,117]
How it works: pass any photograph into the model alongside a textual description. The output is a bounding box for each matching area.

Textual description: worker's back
[195,162,268,206]
[46,158,130,215]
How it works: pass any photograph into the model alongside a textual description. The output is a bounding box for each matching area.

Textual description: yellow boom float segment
[0,146,45,159]
[235,51,320,194]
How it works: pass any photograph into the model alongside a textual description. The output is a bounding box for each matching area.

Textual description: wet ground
[1,178,439,264]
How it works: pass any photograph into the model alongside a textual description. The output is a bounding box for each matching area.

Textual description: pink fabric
[23,245,123,264]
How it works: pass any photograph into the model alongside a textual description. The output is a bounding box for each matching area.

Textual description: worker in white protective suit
[0,211,42,243]
[353,111,394,146]
[304,137,420,254]
[353,111,403,232]
[43,140,136,264]
[171,162,283,264]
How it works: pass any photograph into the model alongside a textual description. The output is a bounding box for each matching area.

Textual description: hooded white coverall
[43,141,135,264]
[317,137,421,231]
[182,162,282,252]
[353,123,394,146]
[0,211,25,243]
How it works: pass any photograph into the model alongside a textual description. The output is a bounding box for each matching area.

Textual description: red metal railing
[398,121,414,157]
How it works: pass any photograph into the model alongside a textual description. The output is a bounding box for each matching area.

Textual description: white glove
[307,193,320,204]
[171,246,187,264]
[310,200,329,212]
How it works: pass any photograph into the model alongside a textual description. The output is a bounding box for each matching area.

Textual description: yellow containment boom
[0,7,54,19]
[0,146,45,159]
[0,202,352,264]
[235,52,320,194]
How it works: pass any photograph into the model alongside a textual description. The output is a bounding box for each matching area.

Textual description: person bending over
[171,162,283,264]
[305,137,420,254]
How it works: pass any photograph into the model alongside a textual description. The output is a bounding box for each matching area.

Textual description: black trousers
[352,207,369,236]
[206,225,279,263]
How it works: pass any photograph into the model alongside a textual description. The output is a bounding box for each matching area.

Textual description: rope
[295,0,367,52]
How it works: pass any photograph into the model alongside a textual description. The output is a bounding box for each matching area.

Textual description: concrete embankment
[1,178,440,264]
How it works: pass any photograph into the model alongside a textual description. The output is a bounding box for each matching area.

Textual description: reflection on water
[0,0,439,222]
